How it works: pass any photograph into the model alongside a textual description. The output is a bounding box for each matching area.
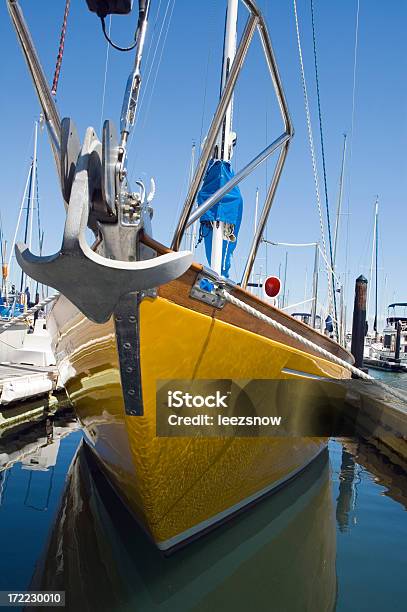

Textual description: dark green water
[0,374,406,611]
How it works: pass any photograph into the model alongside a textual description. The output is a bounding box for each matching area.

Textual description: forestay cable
[136,0,168,117]
[138,0,176,132]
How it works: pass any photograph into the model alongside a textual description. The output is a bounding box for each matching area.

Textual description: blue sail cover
[197,159,243,278]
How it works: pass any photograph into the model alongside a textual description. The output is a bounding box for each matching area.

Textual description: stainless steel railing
[171,0,294,289]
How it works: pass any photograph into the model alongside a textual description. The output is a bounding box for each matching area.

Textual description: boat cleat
[190,271,227,309]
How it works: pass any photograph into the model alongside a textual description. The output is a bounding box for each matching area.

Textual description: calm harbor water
[0,372,406,611]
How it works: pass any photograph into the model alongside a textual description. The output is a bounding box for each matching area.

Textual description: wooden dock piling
[395,320,402,362]
[351,275,367,371]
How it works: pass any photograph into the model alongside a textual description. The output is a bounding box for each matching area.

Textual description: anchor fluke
[15,241,192,324]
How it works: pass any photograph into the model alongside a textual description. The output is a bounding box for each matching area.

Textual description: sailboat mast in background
[367,196,379,335]
[185,142,197,251]
[20,121,38,294]
[374,198,379,339]
[333,133,347,269]
[1,242,7,302]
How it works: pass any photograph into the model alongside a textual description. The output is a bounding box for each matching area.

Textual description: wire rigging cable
[51,0,71,96]
[134,0,173,122]
[138,0,176,133]
[129,0,176,178]
[138,0,175,128]
[293,0,334,320]
[99,16,112,135]
[126,0,165,155]
[309,0,338,333]
[141,0,164,76]
[127,0,172,158]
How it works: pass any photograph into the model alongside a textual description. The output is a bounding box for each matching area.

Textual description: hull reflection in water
[30,443,336,612]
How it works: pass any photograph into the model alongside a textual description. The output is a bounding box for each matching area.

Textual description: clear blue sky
[1,0,406,331]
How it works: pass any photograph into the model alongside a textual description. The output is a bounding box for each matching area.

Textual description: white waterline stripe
[281,367,328,380]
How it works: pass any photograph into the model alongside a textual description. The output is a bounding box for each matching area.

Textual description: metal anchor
[15,125,193,325]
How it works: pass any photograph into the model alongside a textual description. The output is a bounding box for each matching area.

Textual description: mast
[254,187,259,234]
[374,199,379,338]
[311,243,319,328]
[35,230,44,298]
[282,251,288,309]
[333,133,347,268]
[1,241,7,302]
[277,261,282,308]
[20,163,34,293]
[8,163,32,271]
[186,142,197,251]
[367,196,378,332]
[29,121,38,255]
[20,121,38,294]
[339,282,345,344]
[211,0,238,275]
[250,188,259,286]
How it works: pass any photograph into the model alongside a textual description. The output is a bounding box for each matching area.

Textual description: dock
[344,379,407,469]
[0,363,66,431]
[363,357,407,373]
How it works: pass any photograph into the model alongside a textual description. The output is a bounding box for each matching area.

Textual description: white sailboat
[0,120,54,367]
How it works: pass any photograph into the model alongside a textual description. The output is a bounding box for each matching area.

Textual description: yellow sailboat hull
[51,264,351,550]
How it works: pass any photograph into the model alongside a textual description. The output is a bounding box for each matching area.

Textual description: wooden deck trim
[141,233,354,366]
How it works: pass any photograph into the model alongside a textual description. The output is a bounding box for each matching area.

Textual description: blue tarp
[0,303,24,320]
[197,159,243,278]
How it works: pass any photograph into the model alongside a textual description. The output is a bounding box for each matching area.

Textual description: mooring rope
[221,288,372,380]
[0,294,59,333]
[51,0,71,96]
[220,288,407,404]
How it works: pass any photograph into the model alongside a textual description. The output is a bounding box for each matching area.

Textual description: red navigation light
[264,276,281,298]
